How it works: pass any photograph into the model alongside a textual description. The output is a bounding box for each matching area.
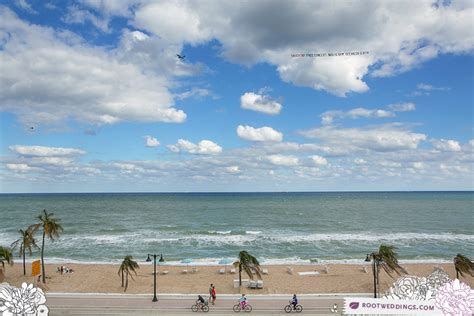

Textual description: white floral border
[383,268,474,315]
[0,282,48,316]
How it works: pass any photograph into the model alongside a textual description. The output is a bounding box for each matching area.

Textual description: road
[45,293,365,315]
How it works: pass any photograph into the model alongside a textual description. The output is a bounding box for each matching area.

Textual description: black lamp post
[365,253,377,298]
[146,253,164,302]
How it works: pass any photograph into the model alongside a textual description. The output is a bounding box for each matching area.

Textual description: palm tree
[0,246,13,282]
[0,246,14,270]
[31,209,63,283]
[233,250,262,286]
[366,244,406,298]
[453,254,474,279]
[11,227,39,276]
[118,256,139,292]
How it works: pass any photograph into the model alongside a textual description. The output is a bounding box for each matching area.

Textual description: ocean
[0,192,472,265]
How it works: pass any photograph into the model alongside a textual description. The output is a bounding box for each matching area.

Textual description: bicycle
[233,301,252,313]
[284,301,303,313]
[191,298,210,312]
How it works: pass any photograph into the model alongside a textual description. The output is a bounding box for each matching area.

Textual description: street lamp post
[146,253,164,302]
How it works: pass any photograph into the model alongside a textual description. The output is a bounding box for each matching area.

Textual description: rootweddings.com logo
[344,279,474,315]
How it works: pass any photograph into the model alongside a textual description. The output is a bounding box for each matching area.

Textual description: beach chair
[262,268,269,275]
[230,268,236,274]
[249,280,257,289]
[161,270,169,275]
[182,269,188,274]
[192,267,198,273]
[298,271,320,276]
[362,266,368,273]
[434,265,444,271]
[287,267,294,275]
[218,268,225,274]
[256,280,263,289]
[323,265,329,274]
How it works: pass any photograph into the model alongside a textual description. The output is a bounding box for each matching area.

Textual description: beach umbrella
[181,259,193,268]
[218,258,234,265]
[219,258,235,273]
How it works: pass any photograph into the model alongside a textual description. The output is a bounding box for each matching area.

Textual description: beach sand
[2,263,472,295]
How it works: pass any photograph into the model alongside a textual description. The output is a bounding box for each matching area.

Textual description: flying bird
[176,54,185,60]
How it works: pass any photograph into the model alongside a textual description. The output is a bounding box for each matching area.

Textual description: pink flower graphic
[435,279,474,316]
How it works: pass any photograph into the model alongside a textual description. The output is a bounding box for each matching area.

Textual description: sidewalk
[46,293,363,315]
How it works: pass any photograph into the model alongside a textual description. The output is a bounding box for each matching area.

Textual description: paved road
[46,294,362,315]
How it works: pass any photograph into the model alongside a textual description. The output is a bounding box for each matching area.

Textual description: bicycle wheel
[202,305,210,312]
[244,304,252,312]
[295,305,303,313]
[233,304,241,312]
[284,305,292,313]
[191,304,198,312]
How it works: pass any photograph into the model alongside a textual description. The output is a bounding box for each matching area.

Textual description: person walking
[211,285,216,305]
[209,283,213,302]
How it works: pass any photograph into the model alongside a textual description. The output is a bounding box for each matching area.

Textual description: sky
[0,0,473,193]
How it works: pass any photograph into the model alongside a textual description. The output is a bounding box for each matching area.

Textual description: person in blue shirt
[291,294,298,308]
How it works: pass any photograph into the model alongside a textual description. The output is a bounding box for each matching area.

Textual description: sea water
[0,192,472,264]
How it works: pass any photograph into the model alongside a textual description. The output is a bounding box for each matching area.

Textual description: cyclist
[197,294,207,306]
[239,294,248,307]
[291,294,298,309]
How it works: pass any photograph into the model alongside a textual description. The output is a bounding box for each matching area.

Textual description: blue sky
[0,0,473,192]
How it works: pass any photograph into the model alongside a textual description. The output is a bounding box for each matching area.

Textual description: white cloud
[62,5,110,32]
[321,107,395,125]
[388,102,416,112]
[266,154,299,166]
[240,92,282,115]
[133,2,212,45]
[0,8,186,127]
[129,1,474,96]
[311,155,328,166]
[144,136,160,147]
[6,163,34,172]
[225,166,241,174]
[14,0,36,13]
[167,139,222,155]
[417,83,450,91]
[236,125,283,142]
[413,162,426,169]
[300,124,427,152]
[81,0,138,16]
[176,88,213,100]
[409,83,451,96]
[9,145,85,157]
[431,139,462,152]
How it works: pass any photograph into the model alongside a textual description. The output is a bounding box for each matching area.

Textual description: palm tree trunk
[23,247,26,276]
[456,269,459,279]
[125,271,129,292]
[41,230,46,283]
[239,264,242,286]
[376,264,380,298]
[121,270,124,287]
[372,259,377,298]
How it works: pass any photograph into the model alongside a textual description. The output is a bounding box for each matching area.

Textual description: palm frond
[454,254,474,277]
[237,250,261,280]
[0,246,14,268]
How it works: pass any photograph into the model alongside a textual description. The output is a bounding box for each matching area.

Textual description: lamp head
[146,254,151,262]
[365,254,371,262]
[159,254,165,262]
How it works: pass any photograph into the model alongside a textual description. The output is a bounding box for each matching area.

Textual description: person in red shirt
[211,285,216,305]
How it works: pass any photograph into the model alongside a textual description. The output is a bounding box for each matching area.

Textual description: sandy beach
[2,263,472,295]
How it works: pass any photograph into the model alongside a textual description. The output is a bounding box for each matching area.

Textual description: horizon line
[1,190,473,194]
